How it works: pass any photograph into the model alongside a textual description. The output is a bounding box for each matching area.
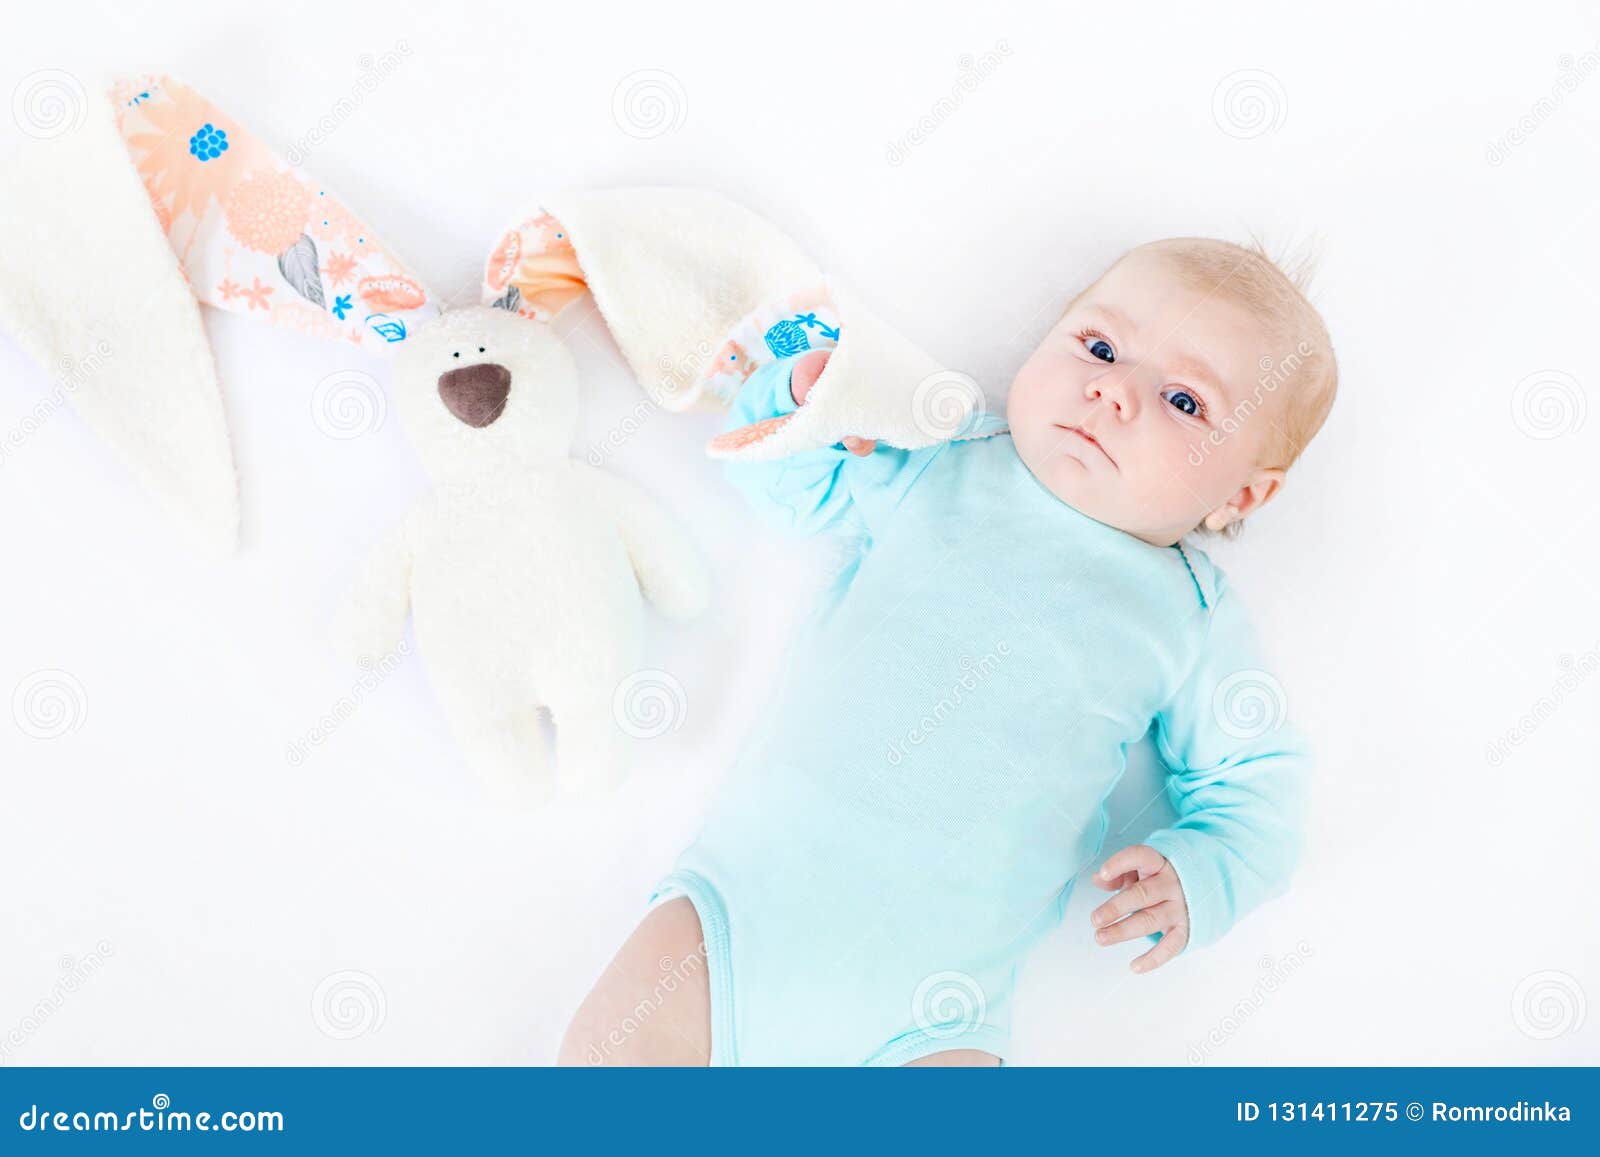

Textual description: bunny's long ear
[111,76,438,350]
[482,188,985,458]
[0,79,238,550]
[488,189,821,414]
[0,75,440,551]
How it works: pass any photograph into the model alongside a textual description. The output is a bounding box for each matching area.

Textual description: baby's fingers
[1130,925,1189,975]
[1091,869,1138,892]
[1093,900,1179,947]
[1090,872,1177,930]
[1095,844,1165,886]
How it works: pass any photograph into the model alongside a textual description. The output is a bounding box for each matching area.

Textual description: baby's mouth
[1056,424,1117,469]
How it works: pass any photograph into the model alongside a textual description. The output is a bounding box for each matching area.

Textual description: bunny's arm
[330,517,415,663]
[581,466,710,622]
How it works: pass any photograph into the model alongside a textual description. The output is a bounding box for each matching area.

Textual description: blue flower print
[188,123,229,162]
[794,311,841,342]
[764,319,812,358]
[366,314,408,343]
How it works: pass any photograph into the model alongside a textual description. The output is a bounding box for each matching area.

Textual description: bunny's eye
[452,351,460,358]
[478,347,485,354]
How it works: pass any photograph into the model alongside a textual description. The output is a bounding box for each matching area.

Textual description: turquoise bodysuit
[651,355,1309,1065]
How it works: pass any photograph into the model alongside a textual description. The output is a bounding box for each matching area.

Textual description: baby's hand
[788,350,876,456]
[1090,844,1190,974]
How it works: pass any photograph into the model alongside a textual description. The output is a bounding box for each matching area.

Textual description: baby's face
[1007,249,1286,546]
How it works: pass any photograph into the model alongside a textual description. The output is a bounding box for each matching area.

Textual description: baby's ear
[0,75,440,550]
[1203,468,1284,532]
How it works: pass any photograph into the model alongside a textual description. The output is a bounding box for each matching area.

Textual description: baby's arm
[1093,577,1309,972]
[722,350,934,537]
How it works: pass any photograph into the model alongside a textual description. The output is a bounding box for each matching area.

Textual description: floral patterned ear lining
[482,212,589,321]
[111,75,438,353]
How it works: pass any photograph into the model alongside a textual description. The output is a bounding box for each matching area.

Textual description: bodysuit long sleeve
[652,354,1310,1065]
[721,353,943,538]
[1145,574,1309,951]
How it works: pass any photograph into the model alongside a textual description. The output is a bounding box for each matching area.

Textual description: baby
[559,238,1337,1066]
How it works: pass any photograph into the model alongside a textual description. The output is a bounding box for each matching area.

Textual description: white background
[2,0,1596,1066]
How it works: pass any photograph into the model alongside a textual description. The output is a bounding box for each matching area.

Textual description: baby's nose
[1089,373,1139,419]
[437,363,512,427]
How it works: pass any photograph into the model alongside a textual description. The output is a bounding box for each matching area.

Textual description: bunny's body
[411,468,641,794]
[335,308,709,801]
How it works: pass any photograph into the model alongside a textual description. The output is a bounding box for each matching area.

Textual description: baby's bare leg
[559,899,1001,1066]
[557,898,711,1066]
[904,1049,1001,1067]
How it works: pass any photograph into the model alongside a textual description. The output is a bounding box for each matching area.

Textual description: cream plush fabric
[0,77,954,801]
[330,307,709,803]
[0,86,238,551]
[541,188,986,458]
[541,187,820,411]
[0,77,710,801]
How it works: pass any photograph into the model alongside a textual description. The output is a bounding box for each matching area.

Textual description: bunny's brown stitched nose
[437,363,512,427]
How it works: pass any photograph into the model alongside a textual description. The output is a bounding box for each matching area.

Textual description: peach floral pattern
[224,171,312,255]
[482,212,588,321]
[118,76,270,231]
[323,251,359,289]
[112,74,436,353]
[240,278,273,311]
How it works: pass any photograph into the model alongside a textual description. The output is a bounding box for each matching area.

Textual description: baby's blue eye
[1164,388,1201,417]
[1086,338,1115,363]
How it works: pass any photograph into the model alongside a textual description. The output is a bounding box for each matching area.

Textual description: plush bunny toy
[0,74,707,801]
[332,306,707,802]
[1,74,987,799]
